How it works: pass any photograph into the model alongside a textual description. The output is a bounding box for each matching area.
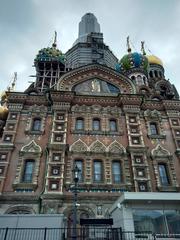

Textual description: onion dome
[34,32,65,64]
[116,37,148,73]
[119,52,148,72]
[147,55,163,67]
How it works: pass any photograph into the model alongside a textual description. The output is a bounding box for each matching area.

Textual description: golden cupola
[0,92,9,120]
[147,55,163,67]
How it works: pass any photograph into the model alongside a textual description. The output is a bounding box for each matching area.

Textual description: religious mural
[73,78,120,94]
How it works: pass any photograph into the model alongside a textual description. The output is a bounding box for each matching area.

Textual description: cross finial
[52,31,57,48]
[127,36,131,53]
[141,41,146,55]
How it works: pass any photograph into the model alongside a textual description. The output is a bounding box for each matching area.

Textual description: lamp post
[72,165,80,240]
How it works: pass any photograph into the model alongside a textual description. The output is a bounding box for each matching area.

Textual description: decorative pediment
[144,109,161,120]
[21,140,42,153]
[151,144,170,157]
[70,139,88,153]
[89,140,106,153]
[57,64,136,94]
[108,141,126,155]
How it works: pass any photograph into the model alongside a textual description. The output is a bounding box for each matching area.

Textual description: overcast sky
[0,0,180,94]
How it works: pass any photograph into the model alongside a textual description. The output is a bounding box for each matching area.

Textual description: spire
[7,72,17,92]
[52,31,57,48]
[141,41,146,55]
[127,36,131,53]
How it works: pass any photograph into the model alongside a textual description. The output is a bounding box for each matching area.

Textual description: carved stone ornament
[70,139,88,152]
[151,144,170,157]
[21,140,42,154]
[108,141,126,155]
[89,140,106,153]
[144,109,161,120]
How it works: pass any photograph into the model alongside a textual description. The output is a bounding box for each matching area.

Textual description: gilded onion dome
[0,105,8,120]
[147,55,163,67]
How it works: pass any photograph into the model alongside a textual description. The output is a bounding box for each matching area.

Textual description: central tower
[65,13,118,69]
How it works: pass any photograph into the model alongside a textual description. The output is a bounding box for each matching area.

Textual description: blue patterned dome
[116,52,148,73]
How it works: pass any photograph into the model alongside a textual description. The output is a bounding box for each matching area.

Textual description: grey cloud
[0,0,180,94]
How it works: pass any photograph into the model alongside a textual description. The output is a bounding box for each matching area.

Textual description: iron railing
[0,228,179,240]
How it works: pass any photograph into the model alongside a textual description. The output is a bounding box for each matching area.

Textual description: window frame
[93,118,101,131]
[31,118,41,132]
[75,118,84,131]
[112,161,122,184]
[158,163,170,186]
[93,160,103,183]
[22,159,35,183]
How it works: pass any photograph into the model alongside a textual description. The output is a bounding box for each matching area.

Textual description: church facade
[0,13,180,230]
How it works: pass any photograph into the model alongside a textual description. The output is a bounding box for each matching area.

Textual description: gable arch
[21,140,42,154]
[70,139,88,153]
[89,140,107,153]
[108,140,126,155]
[151,144,171,158]
[57,64,136,94]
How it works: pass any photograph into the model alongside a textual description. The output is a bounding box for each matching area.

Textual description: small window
[22,160,35,183]
[93,119,100,131]
[158,163,170,186]
[0,166,5,175]
[55,123,64,131]
[93,161,103,182]
[129,116,137,123]
[138,182,148,192]
[130,126,139,133]
[56,113,65,120]
[134,156,143,164]
[132,137,140,144]
[51,166,60,176]
[75,118,84,130]
[149,71,153,78]
[172,119,179,126]
[10,113,17,120]
[131,76,135,81]
[32,118,41,131]
[150,122,158,135]
[109,119,117,132]
[52,153,61,161]
[3,135,13,142]
[112,161,122,183]
[54,134,63,142]
[74,160,83,182]
[137,168,145,177]
[50,181,59,190]
[7,124,15,131]
[0,153,8,161]
[175,130,180,136]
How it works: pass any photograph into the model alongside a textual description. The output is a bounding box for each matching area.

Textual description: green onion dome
[34,45,65,63]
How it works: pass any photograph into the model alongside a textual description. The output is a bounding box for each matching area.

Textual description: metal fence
[0,228,180,240]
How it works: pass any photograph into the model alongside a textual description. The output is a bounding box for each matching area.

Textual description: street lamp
[72,165,80,240]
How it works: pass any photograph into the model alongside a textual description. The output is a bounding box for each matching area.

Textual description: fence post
[43,227,47,240]
[119,227,123,240]
[4,228,8,240]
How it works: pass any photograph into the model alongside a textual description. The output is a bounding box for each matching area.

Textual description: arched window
[74,160,83,182]
[75,118,84,130]
[158,163,170,186]
[93,118,101,131]
[112,161,122,183]
[22,160,35,183]
[32,118,41,131]
[154,70,158,78]
[149,71,153,78]
[136,75,143,85]
[93,160,103,182]
[131,76,135,81]
[150,122,158,135]
[109,119,117,132]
